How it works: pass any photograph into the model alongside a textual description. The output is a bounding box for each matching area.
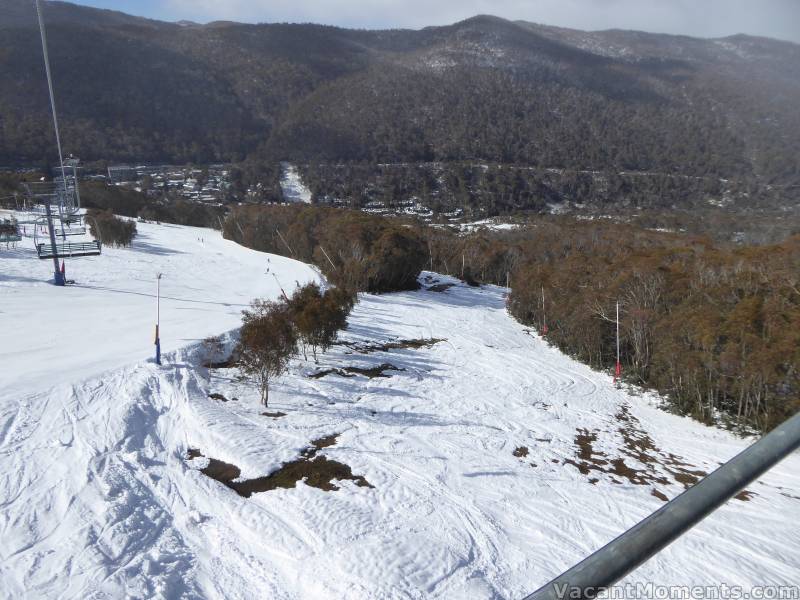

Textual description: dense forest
[1,1,799,212]
[507,222,800,433]
[78,181,224,228]
[295,161,794,216]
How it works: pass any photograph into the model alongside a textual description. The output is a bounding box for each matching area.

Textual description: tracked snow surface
[1,220,799,599]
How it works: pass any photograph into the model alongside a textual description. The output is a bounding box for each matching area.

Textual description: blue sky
[69,0,800,43]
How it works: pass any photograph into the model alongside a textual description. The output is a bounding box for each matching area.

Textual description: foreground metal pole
[523,411,800,600]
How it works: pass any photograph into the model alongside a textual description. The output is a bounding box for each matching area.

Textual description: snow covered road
[1,222,799,599]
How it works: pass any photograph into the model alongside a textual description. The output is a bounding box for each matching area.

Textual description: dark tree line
[81,182,224,229]
[223,205,428,293]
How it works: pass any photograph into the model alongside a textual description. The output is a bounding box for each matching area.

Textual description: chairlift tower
[28,0,101,286]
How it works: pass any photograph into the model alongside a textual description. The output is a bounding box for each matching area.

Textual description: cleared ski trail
[1,222,799,599]
[0,220,319,396]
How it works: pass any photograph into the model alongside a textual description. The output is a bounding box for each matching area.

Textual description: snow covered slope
[280,163,312,204]
[0,218,319,396]
[1,224,798,599]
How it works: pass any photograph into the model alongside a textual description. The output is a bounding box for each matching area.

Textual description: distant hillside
[1,1,799,210]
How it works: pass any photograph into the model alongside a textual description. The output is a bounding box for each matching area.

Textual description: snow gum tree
[237,300,298,406]
[288,283,355,361]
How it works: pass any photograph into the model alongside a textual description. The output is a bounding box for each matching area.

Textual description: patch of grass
[205,357,238,369]
[186,434,373,497]
[340,338,445,354]
[309,363,403,379]
[652,489,669,502]
[561,406,755,502]
[427,283,455,293]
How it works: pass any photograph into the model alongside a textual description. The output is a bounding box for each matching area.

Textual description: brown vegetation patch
[309,363,404,379]
[205,357,238,369]
[562,428,670,491]
[225,205,428,293]
[652,489,669,502]
[513,446,529,458]
[506,221,800,433]
[562,405,753,501]
[203,353,239,369]
[563,429,608,476]
[309,368,354,379]
[340,338,445,354]
[186,435,372,497]
[303,434,339,458]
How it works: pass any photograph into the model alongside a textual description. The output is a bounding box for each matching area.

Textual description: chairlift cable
[34,0,68,197]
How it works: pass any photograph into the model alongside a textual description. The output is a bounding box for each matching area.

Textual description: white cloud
[157,0,800,42]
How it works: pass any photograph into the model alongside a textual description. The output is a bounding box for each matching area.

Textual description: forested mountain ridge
[1,2,799,207]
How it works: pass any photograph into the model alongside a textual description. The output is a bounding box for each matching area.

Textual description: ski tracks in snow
[0,365,201,598]
[1,271,799,598]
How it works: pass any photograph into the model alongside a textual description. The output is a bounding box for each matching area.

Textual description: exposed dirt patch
[205,357,238,369]
[248,455,372,493]
[427,283,455,293]
[186,434,372,497]
[616,406,708,488]
[340,338,445,354]
[303,434,339,458]
[308,368,354,380]
[262,411,287,418]
[562,405,754,501]
[209,392,229,402]
[652,489,669,502]
[563,428,668,487]
[513,446,529,458]
[309,363,404,379]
